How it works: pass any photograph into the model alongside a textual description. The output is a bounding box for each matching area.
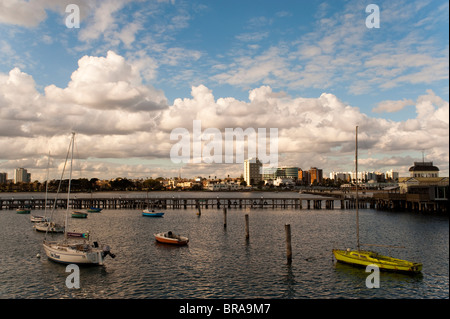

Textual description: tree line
[0,177,167,192]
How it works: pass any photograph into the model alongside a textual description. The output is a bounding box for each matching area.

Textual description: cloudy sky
[0,0,448,181]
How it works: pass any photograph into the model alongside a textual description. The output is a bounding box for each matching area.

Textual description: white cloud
[45,51,167,112]
[0,64,448,179]
[0,0,47,27]
[372,98,415,113]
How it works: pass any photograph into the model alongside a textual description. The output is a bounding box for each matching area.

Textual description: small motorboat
[87,207,102,213]
[154,231,188,245]
[72,211,88,218]
[142,209,164,217]
[16,208,31,214]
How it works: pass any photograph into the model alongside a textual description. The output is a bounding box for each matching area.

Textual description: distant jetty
[0,193,446,213]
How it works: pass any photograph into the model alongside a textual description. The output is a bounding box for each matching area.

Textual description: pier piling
[285,224,292,264]
[223,207,227,228]
[245,214,249,239]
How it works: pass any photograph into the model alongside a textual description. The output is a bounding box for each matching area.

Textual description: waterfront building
[409,161,439,178]
[244,158,262,186]
[263,166,299,181]
[14,168,30,183]
[279,167,299,180]
[273,177,295,187]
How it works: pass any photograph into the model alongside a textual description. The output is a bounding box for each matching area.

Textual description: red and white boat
[154,231,189,245]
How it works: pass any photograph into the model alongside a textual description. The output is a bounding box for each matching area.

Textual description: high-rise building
[0,172,7,184]
[14,168,30,183]
[244,158,262,186]
[298,169,309,184]
[385,169,399,181]
[309,167,323,184]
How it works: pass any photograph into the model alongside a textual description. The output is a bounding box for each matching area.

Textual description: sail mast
[65,132,75,240]
[355,126,360,251]
[44,151,50,217]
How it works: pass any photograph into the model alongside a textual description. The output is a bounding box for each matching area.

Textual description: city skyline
[0,0,448,182]
[0,160,422,184]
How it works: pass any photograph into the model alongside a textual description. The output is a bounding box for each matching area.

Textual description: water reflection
[282,264,296,298]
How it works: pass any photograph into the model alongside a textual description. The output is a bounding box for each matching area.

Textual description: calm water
[0,192,448,299]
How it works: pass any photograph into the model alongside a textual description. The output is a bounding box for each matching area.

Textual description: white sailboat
[33,151,65,233]
[43,132,115,265]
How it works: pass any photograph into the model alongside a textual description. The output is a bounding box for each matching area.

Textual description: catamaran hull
[43,242,105,265]
[333,249,422,273]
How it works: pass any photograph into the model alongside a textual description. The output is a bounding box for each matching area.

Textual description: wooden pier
[1,196,346,211]
[0,194,445,213]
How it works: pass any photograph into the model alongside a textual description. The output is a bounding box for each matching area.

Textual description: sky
[0,0,448,182]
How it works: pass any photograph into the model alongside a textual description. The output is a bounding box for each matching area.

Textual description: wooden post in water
[285,224,292,264]
[197,200,201,216]
[245,214,249,239]
[223,207,227,228]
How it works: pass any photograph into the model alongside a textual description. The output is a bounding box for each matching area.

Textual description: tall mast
[355,126,360,251]
[65,132,75,239]
[44,151,50,216]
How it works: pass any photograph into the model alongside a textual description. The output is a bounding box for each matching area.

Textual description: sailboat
[30,152,64,233]
[33,152,65,233]
[332,126,422,274]
[43,133,115,265]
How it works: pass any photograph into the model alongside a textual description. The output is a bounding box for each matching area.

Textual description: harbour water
[0,192,448,300]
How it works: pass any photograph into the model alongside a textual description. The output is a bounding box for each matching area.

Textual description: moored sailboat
[43,132,115,265]
[333,126,422,274]
[34,221,65,233]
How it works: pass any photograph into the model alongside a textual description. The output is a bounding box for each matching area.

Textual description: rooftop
[409,161,439,172]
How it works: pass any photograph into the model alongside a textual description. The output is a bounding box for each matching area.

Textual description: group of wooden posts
[197,206,293,264]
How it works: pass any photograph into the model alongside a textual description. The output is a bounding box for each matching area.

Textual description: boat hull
[43,241,105,265]
[333,249,422,273]
[154,232,188,245]
[87,208,102,213]
[143,212,164,217]
[72,211,88,218]
[31,215,50,223]
[34,222,65,233]
[16,209,30,214]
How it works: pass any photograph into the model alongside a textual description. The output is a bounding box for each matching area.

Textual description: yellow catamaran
[332,126,422,274]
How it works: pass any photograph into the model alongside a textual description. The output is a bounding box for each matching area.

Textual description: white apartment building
[244,158,262,186]
[14,168,31,183]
